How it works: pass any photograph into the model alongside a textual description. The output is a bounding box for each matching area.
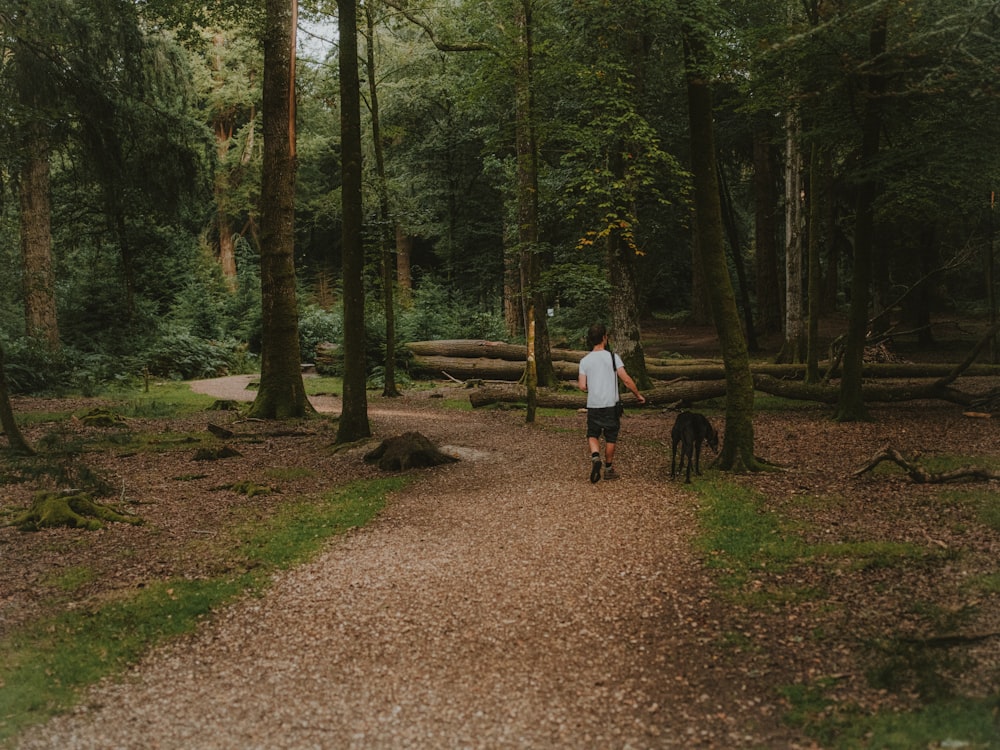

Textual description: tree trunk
[682,3,757,473]
[395,226,413,307]
[805,144,823,383]
[689,224,712,325]
[503,244,523,339]
[211,32,238,291]
[989,192,997,364]
[249,0,311,420]
[514,0,554,401]
[19,124,60,351]
[753,120,782,334]
[778,109,805,364]
[365,4,399,398]
[608,230,650,389]
[837,9,889,422]
[336,0,372,441]
[0,341,34,456]
[718,161,758,353]
[604,142,649,388]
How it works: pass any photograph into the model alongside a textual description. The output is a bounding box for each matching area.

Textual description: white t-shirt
[579,349,623,408]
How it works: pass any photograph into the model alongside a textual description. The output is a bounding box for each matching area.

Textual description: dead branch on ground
[853,445,1000,483]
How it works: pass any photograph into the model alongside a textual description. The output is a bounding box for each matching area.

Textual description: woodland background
[2,0,999,406]
[3,2,1000,746]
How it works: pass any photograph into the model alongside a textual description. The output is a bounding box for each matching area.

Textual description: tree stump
[7,491,143,531]
[364,432,459,471]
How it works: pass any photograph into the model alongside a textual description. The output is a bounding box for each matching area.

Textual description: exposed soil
[3,318,1000,748]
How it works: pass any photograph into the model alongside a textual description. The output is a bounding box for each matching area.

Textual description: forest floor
[3,315,1000,748]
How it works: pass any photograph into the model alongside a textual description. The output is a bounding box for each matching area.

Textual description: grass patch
[941,488,1000,533]
[694,480,948,589]
[0,476,409,746]
[692,477,798,587]
[783,695,1000,749]
[303,375,343,396]
[12,411,77,427]
[40,566,96,593]
[116,382,222,417]
[692,477,999,747]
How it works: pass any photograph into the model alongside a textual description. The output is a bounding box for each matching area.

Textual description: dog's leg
[683,431,694,483]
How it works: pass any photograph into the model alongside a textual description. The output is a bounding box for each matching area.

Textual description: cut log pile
[403,338,1000,412]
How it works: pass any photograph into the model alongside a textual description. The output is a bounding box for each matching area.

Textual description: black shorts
[586,406,620,443]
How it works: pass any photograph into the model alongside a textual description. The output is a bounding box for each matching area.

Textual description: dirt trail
[16,379,808,749]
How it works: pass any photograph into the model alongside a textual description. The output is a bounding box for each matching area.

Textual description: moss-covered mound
[7,491,143,532]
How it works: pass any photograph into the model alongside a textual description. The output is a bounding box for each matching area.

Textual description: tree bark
[19,124,60,351]
[778,109,805,364]
[336,0,372,441]
[395,226,413,307]
[249,0,311,420]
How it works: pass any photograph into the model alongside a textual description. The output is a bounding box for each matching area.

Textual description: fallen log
[406,339,584,363]
[469,374,994,410]
[468,381,727,409]
[407,350,1000,385]
[853,445,1000,483]
[751,376,991,407]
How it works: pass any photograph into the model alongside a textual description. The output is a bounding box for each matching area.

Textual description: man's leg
[604,440,619,479]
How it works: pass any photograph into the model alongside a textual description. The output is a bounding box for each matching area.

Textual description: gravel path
[17,379,802,749]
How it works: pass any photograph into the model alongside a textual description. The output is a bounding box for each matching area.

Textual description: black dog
[670,411,719,483]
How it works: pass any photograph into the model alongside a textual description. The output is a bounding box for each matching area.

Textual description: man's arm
[617,368,646,403]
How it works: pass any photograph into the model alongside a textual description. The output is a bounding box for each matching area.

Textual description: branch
[380,1,495,53]
[933,322,1000,389]
[853,444,1000,483]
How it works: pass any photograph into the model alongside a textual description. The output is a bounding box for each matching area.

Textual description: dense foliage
[1,0,998,393]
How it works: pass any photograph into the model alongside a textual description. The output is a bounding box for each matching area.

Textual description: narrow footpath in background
[17,379,808,749]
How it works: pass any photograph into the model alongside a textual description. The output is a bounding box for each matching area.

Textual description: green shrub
[141,329,237,380]
[298,304,343,362]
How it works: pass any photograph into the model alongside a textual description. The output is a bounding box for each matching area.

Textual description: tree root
[6,490,143,531]
[853,445,1000,483]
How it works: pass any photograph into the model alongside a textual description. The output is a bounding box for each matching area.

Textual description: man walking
[578,322,645,482]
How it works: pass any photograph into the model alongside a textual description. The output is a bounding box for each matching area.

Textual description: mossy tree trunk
[681,3,758,473]
[249,0,311,420]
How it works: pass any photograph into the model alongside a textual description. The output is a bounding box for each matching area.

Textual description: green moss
[7,492,143,532]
